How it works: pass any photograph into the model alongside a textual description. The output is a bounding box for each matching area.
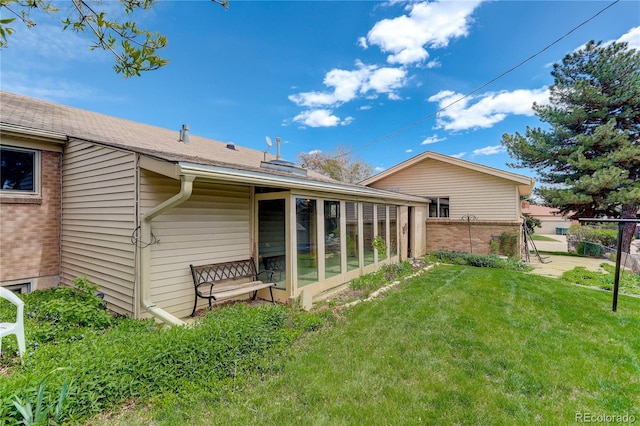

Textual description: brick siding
[426,219,523,256]
[0,150,61,282]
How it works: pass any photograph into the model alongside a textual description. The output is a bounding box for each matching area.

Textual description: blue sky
[1,0,639,179]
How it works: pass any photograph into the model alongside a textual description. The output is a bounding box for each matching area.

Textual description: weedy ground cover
[562,263,640,297]
[0,282,332,425]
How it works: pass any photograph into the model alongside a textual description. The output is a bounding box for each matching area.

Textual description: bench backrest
[190,258,258,286]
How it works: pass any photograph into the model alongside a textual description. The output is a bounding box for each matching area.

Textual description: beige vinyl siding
[140,171,251,318]
[61,140,137,316]
[368,159,520,221]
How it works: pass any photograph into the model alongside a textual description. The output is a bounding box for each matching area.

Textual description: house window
[428,197,449,218]
[1,147,39,193]
[3,282,31,293]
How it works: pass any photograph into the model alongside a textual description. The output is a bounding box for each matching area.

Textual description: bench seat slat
[190,257,276,316]
[198,281,274,299]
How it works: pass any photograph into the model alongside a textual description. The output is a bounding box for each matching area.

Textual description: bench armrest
[195,281,215,296]
[257,269,275,282]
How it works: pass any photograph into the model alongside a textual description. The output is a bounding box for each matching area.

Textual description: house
[361,151,535,255]
[521,201,576,235]
[1,91,429,324]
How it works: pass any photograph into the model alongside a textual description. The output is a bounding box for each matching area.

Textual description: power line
[338,0,621,159]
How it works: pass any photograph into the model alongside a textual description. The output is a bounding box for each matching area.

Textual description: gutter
[179,162,428,204]
[140,174,196,326]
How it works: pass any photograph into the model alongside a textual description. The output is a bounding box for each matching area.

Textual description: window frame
[428,197,450,218]
[0,146,41,197]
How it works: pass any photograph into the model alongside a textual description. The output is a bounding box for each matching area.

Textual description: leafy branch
[0,0,229,77]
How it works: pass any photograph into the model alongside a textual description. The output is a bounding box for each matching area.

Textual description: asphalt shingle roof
[0,90,339,183]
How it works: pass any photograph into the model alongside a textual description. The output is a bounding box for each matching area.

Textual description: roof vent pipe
[275,136,281,159]
[179,124,190,144]
[226,142,236,150]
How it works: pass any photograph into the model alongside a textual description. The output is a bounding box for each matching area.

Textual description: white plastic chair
[0,287,26,357]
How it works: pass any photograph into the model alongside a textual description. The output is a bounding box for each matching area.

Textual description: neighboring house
[361,151,535,255]
[521,202,576,235]
[1,91,428,323]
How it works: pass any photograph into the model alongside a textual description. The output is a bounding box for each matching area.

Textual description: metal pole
[468,216,472,253]
[462,214,476,253]
[579,218,640,312]
[612,223,624,312]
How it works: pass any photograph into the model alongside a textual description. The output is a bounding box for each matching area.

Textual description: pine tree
[502,41,640,252]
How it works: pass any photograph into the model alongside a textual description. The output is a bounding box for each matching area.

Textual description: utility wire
[337,0,621,159]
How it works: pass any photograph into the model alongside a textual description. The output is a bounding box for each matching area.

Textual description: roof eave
[0,122,67,144]
[361,151,534,187]
[178,162,428,204]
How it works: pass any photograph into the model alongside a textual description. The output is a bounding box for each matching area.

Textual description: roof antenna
[264,136,273,161]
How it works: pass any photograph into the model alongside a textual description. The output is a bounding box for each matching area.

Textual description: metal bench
[189,258,275,316]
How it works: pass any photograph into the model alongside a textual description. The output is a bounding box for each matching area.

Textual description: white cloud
[289,61,407,108]
[289,61,407,127]
[405,149,413,153]
[292,109,353,128]
[424,59,441,69]
[308,150,322,155]
[428,87,550,131]
[421,134,446,145]
[574,26,639,55]
[472,145,506,156]
[6,20,106,64]
[0,72,103,102]
[450,152,466,159]
[366,1,483,66]
[374,166,385,172]
[358,36,368,49]
[362,67,407,95]
[617,26,640,50]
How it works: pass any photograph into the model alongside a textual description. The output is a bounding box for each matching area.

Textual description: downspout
[140,174,196,326]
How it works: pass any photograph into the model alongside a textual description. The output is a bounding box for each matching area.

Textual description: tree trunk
[621,204,638,254]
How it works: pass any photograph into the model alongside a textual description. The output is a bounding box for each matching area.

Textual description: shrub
[567,225,618,253]
[522,213,542,234]
[498,232,520,259]
[0,278,115,358]
[429,250,532,272]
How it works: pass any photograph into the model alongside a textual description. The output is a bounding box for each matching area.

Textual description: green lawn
[130,265,640,425]
[531,234,559,242]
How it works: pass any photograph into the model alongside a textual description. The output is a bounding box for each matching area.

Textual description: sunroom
[167,160,428,313]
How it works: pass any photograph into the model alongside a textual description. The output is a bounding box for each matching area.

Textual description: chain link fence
[571,240,640,274]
